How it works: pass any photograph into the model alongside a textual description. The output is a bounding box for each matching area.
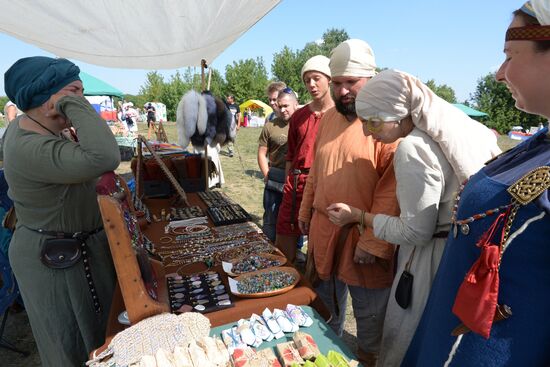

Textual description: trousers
[316,276,390,354]
[262,185,283,242]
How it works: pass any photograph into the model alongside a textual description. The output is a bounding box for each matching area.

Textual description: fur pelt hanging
[213,97,230,146]
[202,92,219,147]
[176,90,207,149]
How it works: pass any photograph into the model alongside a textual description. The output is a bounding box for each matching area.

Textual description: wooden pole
[138,135,189,206]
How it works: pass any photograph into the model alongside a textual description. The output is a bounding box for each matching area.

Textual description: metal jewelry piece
[460,223,470,236]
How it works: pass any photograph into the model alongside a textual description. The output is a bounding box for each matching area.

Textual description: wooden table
[98,192,328,352]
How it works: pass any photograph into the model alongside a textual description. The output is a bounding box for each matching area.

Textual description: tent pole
[201,59,208,91]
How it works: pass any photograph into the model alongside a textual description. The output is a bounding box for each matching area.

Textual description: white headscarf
[529,0,550,25]
[356,69,501,182]
[329,39,376,78]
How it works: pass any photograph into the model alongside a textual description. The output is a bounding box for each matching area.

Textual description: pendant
[453,224,458,238]
[460,223,470,236]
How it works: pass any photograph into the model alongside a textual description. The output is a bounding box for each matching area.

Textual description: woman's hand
[327,203,359,227]
[298,220,309,234]
[354,246,376,265]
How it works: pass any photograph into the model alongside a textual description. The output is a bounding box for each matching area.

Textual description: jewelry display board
[198,191,251,226]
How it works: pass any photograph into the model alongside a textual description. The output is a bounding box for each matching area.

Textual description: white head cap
[301,55,331,82]
[329,39,377,78]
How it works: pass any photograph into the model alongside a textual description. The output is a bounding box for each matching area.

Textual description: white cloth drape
[0,0,280,69]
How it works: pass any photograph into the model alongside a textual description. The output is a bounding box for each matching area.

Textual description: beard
[332,91,357,117]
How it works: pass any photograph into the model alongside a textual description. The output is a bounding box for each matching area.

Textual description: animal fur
[196,93,208,136]
[202,92,218,146]
[216,98,234,146]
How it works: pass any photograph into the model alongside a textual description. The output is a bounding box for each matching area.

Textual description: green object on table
[303,361,317,367]
[209,305,357,363]
[314,353,331,367]
[328,350,351,367]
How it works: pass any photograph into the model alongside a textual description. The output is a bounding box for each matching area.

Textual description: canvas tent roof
[239,99,273,117]
[80,72,123,98]
[0,0,280,69]
[453,103,488,117]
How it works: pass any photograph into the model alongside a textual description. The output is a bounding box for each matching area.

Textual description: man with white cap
[297,40,400,366]
[275,55,334,263]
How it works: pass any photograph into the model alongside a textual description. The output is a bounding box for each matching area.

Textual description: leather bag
[395,247,416,309]
[265,167,285,193]
[40,238,82,269]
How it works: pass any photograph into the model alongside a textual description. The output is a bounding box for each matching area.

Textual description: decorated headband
[506,25,550,41]
[506,0,550,41]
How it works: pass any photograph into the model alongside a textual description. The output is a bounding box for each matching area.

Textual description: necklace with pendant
[450,180,512,238]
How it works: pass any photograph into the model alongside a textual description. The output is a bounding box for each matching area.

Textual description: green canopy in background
[453,103,488,118]
[79,71,124,98]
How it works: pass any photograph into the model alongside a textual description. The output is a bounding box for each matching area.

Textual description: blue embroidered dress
[403,127,550,366]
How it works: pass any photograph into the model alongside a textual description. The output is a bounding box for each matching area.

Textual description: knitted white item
[87,312,210,367]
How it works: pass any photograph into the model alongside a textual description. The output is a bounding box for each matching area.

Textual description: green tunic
[2,96,121,366]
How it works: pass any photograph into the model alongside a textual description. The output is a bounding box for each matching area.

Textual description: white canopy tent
[0,0,280,69]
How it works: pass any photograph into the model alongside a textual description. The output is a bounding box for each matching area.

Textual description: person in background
[265,81,287,122]
[328,69,500,366]
[3,100,23,125]
[1,56,120,366]
[258,88,298,242]
[297,39,400,367]
[403,1,550,365]
[225,95,240,157]
[146,102,156,128]
[275,55,333,263]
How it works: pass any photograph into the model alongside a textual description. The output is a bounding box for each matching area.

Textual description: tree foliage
[225,57,269,105]
[272,28,350,104]
[471,73,545,133]
[425,79,457,103]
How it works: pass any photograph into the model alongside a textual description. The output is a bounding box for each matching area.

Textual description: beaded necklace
[451,179,513,238]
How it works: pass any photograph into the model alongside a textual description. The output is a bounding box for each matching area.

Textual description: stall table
[209,306,358,362]
[99,192,329,351]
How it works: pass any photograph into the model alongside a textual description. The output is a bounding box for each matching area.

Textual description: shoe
[229,152,234,157]
[357,349,378,367]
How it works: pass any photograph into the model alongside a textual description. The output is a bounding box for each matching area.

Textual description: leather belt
[36,227,104,239]
[291,168,309,175]
[433,231,450,238]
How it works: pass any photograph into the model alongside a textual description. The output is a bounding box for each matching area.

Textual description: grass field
[1,121,519,366]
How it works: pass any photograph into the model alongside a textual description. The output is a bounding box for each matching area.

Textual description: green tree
[318,28,350,56]
[225,57,269,104]
[471,72,545,133]
[161,71,190,121]
[139,71,165,103]
[271,28,350,104]
[425,79,457,103]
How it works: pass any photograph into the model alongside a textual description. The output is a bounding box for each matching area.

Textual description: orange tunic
[298,108,399,288]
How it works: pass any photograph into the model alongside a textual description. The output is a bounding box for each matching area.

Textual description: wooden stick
[138,135,190,207]
[136,137,143,198]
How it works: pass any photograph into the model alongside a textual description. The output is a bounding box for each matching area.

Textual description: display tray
[166,271,234,313]
[222,252,288,277]
[206,204,251,226]
[228,266,300,298]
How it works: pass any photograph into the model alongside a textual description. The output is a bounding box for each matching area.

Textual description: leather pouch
[395,270,414,309]
[266,167,285,193]
[40,238,82,269]
[395,246,416,309]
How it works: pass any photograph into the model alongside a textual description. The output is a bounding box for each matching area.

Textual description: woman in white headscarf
[327,68,500,366]
[401,1,550,366]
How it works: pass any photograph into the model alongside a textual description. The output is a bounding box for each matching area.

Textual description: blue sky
[0,0,521,102]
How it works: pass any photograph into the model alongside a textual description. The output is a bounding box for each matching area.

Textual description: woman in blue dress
[403,1,550,366]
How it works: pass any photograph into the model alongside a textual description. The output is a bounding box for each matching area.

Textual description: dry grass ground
[0,122,519,366]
